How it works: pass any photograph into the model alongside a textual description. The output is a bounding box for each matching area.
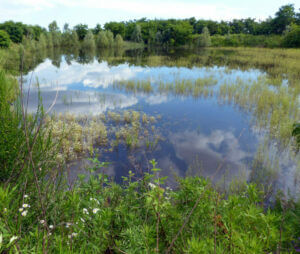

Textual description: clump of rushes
[45,110,160,162]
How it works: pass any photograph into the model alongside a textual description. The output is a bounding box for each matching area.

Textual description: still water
[24,48,299,195]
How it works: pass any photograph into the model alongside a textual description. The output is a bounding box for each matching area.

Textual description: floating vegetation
[45,110,162,163]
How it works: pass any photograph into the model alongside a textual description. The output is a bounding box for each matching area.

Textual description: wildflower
[48,233,52,236]
[49,225,54,229]
[66,222,72,228]
[40,220,45,224]
[3,208,7,213]
[19,208,24,212]
[83,208,89,214]
[22,204,30,208]
[68,235,72,239]
[9,236,18,244]
[24,194,28,198]
[80,218,85,223]
[92,208,100,214]
[21,210,28,217]
[72,232,78,237]
[148,182,156,189]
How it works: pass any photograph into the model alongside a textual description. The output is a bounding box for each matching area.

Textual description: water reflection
[23,48,299,197]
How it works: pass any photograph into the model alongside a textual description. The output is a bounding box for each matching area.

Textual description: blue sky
[0,0,299,29]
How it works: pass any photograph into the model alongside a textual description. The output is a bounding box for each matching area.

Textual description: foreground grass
[1,165,300,253]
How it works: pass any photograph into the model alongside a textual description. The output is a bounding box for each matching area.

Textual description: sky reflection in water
[24,55,298,194]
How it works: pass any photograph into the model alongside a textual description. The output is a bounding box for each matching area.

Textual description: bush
[197,26,211,47]
[0,30,10,48]
[211,34,283,48]
[82,30,95,50]
[114,34,124,48]
[283,24,300,48]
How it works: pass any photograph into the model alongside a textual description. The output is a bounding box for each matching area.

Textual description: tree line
[0,4,299,48]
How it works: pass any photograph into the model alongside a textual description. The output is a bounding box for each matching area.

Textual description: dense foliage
[0,3,300,48]
[0,31,10,48]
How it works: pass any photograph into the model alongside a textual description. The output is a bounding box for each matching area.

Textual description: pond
[23,47,300,196]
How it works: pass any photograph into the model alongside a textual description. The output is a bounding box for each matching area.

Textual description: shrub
[283,24,300,48]
[82,30,95,49]
[197,26,211,47]
[114,34,124,48]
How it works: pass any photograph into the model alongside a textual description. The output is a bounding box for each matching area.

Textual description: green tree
[0,30,10,48]
[272,4,296,34]
[37,33,47,49]
[104,22,125,38]
[282,24,300,47]
[114,34,124,48]
[82,30,95,49]
[155,31,163,44]
[62,23,79,47]
[131,24,143,43]
[74,24,88,41]
[46,32,53,48]
[48,21,60,33]
[96,31,109,48]
[0,21,24,43]
[93,24,102,35]
[197,26,211,47]
[105,30,114,46]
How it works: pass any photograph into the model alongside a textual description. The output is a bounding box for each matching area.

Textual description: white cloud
[27,59,144,89]
[145,95,169,105]
[169,129,251,181]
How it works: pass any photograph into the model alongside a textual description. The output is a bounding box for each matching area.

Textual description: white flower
[68,235,72,239]
[22,204,30,208]
[48,233,52,236]
[40,220,45,224]
[19,208,24,212]
[66,222,72,228]
[80,218,85,223]
[9,236,18,244]
[24,194,28,198]
[49,225,54,229]
[71,232,78,237]
[148,182,156,189]
[83,208,89,214]
[92,208,100,214]
[21,210,28,217]
[3,208,7,213]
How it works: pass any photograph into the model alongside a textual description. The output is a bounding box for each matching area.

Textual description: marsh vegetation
[0,43,300,253]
